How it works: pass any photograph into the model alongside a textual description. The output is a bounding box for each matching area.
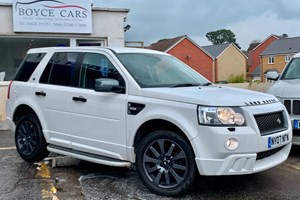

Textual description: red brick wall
[249,36,278,74]
[167,38,213,81]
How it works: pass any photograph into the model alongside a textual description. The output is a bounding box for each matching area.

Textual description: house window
[268,56,274,64]
[285,55,291,63]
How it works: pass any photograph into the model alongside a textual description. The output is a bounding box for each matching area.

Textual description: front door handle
[35,91,46,97]
[72,96,87,103]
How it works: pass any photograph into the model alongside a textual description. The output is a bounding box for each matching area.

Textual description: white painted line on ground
[0,147,16,150]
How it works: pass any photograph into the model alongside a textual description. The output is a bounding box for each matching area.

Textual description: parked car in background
[6,47,292,196]
[267,52,300,145]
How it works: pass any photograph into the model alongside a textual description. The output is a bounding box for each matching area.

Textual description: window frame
[285,55,291,63]
[39,52,80,87]
[77,52,126,91]
[268,56,275,64]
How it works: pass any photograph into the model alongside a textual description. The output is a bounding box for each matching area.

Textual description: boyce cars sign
[13,0,92,34]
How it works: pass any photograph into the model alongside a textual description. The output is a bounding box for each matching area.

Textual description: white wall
[0,82,8,130]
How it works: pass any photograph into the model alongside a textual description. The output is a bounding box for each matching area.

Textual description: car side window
[40,52,78,86]
[78,53,125,89]
[14,53,46,82]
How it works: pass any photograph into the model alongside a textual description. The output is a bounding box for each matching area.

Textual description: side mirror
[266,71,280,81]
[94,78,125,93]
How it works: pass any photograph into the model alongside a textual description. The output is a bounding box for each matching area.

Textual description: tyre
[136,130,196,196]
[15,113,49,162]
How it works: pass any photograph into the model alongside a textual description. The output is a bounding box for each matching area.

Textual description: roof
[148,36,186,52]
[148,35,215,59]
[247,43,260,51]
[201,43,231,59]
[250,65,261,76]
[263,68,280,74]
[261,36,300,56]
[251,34,280,52]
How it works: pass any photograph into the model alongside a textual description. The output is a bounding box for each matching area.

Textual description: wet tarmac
[1,130,300,200]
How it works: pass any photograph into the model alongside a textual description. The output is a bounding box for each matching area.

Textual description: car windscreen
[117,53,210,88]
[281,58,300,80]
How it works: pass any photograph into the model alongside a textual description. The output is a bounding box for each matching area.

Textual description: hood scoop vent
[245,99,277,106]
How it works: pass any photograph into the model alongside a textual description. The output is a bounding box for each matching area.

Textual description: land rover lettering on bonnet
[6,47,292,197]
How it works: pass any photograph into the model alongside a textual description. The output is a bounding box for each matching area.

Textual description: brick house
[247,35,279,80]
[260,36,300,82]
[148,35,215,82]
[148,35,246,83]
[202,43,247,82]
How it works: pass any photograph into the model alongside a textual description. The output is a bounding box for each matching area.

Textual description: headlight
[197,106,245,126]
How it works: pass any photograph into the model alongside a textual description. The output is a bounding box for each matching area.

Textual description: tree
[206,29,241,49]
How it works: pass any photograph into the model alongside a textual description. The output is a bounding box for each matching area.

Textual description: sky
[92,0,300,50]
[2,0,300,50]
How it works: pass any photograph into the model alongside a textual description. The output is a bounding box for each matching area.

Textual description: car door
[36,52,80,148]
[69,52,128,160]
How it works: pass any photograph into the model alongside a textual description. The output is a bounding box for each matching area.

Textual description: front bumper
[195,143,291,175]
[191,102,292,176]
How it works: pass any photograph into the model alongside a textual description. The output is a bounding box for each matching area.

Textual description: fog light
[225,138,239,151]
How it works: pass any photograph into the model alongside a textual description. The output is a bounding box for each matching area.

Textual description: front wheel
[15,113,49,162]
[136,130,196,196]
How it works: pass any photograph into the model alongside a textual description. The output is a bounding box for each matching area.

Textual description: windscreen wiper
[200,82,212,86]
[172,83,200,88]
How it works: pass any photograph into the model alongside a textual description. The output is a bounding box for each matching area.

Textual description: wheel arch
[13,104,38,124]
[133,119,191,153]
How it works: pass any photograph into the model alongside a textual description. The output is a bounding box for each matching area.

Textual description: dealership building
[0,1,130,80]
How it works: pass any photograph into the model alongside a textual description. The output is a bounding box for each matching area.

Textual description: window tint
[40,52,78,86]
[14,53,46,82]
[79,53,124,89]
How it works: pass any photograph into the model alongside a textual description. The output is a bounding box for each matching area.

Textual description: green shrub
[228,74,245,83]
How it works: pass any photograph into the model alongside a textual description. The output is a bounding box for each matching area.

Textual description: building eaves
[260,36,300,56]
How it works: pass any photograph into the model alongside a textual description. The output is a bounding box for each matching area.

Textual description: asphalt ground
[1,130,300,200]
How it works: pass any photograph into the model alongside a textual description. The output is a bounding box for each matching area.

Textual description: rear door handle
[35,91,46,97]
[72,96,87,103]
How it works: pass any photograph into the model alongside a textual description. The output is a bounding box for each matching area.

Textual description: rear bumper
[5,117,15,131]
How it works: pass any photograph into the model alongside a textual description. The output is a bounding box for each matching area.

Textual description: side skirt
[47,144,131,167]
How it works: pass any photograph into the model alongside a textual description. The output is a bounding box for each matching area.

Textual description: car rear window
[14,53,46,82]
[40,52,78,87]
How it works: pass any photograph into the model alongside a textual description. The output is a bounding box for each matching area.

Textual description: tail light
[7,81,13,99]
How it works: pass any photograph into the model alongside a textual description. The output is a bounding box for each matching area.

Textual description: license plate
[268,134,289,148]
[294,120,300,129]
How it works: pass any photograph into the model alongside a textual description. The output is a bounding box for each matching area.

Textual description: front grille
[284,99,300,115]
[254,112,287,135]
[256,145,285,160]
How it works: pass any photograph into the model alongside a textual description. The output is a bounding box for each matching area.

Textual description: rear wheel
[136,130,196,196]
[15,113,49,162]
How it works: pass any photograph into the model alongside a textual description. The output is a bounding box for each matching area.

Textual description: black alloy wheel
[136,130,196,196]
[15,113,49,162]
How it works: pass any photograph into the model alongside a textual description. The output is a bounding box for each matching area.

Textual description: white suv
[6,47,292,196]
[267,52,300,145]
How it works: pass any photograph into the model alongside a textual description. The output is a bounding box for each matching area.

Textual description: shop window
[77,39,106,47]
